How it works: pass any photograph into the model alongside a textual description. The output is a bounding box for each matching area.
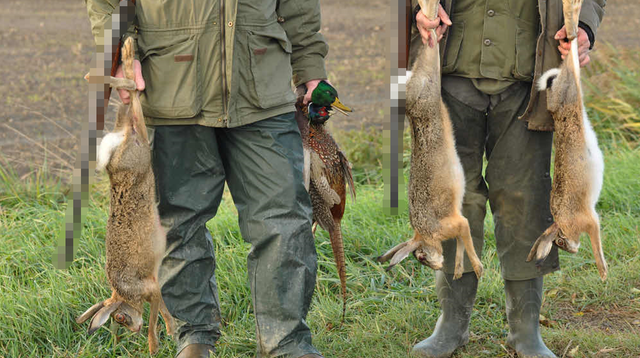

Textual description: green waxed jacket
[410,0,606,131]
[86,0,328,128]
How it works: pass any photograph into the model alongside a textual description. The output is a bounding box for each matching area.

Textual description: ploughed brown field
[0,0,636,176]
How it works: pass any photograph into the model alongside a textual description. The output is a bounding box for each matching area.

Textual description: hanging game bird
[296,85,355,320]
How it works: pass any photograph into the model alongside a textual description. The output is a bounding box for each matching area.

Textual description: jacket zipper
[220,0,228,118]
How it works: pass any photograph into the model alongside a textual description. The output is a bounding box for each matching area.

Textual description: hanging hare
[77,37,175,355]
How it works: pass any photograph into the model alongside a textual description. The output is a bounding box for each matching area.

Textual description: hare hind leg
[453,237,465,279]
[586,214,607,281]
[457,216,483,278]
[159,296,176,337]
[146,295,160,355]
[144,281,164,355]
[440,215,483,279]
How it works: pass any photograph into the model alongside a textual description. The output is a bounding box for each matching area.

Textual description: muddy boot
[505,277,557,358]
[412,271,478,358]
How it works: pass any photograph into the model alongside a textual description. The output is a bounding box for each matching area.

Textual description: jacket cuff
[578,22,595,50]
[578,1,605,49]
[292,55,328,87]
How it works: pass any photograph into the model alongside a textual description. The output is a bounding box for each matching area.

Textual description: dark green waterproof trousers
[440,76,560,280]
[150,113,319,358]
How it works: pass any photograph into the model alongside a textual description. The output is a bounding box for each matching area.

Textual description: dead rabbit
[76,37,175,354]
[527,0,607,281]
[378,0,483,280]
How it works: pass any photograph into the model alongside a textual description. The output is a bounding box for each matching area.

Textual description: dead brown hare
[378,0,483,280]
[527,0,607,281]
[76,37,175,354]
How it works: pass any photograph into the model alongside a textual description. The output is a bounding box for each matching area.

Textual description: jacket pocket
[513,19,537,81]
[247,26,296,109]
[441,21,464,74]
[139,37,202,119]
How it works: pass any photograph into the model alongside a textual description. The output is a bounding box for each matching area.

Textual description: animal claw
[528,223,559,264]
[452,270,462,280]
[473,264,484,278]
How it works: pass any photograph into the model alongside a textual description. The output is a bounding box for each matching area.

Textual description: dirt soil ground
[0,0,637,176]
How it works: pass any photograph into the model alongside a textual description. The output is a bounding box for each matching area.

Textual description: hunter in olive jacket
[86,0,328,128]
[410,0,605,131]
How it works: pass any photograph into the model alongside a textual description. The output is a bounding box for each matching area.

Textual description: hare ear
[76,300,105,324]
[88,301,122,335]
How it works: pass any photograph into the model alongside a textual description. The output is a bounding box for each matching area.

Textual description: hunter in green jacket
[408,1,605,358]
[86,1,328,358]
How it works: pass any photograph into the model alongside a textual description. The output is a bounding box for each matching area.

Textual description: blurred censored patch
[383,0,411,215]
[55,1,136,269]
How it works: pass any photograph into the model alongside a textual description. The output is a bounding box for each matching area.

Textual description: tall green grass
[1,148,639,357]
[584,45,640,149]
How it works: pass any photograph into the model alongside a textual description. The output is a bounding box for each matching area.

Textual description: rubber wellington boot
[505,277,557,358]
[411,271,478,358]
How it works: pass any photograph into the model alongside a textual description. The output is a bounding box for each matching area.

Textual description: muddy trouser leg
[440,86,489,275]
[217,112,319,358]
[484,83,558,357]
[439,78,558,277]
[483,82,558,279]
[152,125,225,355]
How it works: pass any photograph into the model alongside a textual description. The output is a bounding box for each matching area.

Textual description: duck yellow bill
[332,98,352,112]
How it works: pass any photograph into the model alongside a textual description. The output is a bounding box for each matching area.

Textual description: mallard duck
[308,81,352,124]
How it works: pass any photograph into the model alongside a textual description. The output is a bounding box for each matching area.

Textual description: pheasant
[295,85,355,320]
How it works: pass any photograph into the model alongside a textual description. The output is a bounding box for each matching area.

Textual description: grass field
[1,49,640,357]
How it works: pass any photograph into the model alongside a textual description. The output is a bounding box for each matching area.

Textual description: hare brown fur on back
[76,37,175,355]
[527,0,606,281]
[378,0,483,279]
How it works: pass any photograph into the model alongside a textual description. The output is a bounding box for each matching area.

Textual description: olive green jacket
[410,0,605,131]
[86,0,328,128]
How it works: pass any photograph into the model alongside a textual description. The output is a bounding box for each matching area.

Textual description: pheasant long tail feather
[329,220,347,322]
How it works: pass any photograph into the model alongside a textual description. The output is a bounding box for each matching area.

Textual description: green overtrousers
[150,113,320,358]
[440,76,560,280]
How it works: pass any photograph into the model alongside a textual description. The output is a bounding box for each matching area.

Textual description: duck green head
[311,80,352,113]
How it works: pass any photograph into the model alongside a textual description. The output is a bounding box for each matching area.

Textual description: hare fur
[527,0,607,281]
[76,37,175,354]
[378,0,483,279]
